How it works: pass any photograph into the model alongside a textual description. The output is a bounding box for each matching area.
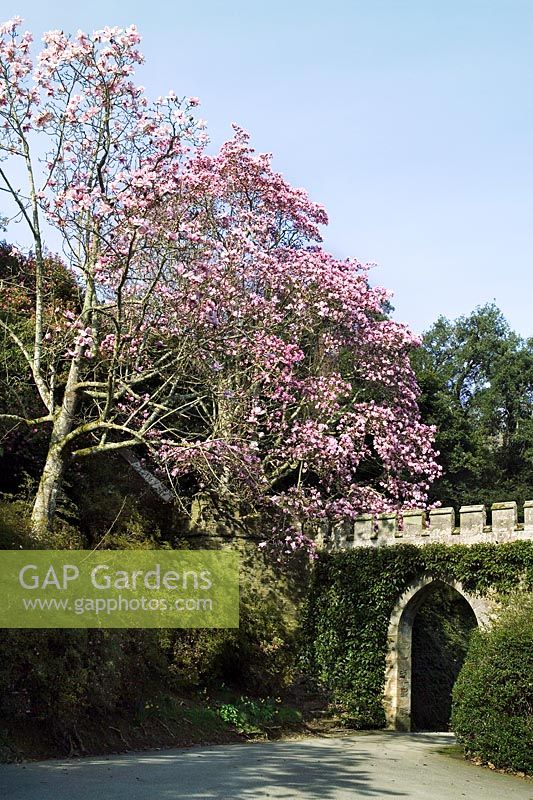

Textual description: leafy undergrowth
[215,694,302,736]
[0,687,332,762]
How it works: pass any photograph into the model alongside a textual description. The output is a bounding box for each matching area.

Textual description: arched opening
[410,583,477,730]
[384,576,491,731]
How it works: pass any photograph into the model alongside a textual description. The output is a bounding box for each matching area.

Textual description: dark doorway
[411,583,477,731]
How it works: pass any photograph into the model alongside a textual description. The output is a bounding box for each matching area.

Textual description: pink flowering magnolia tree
[0,18,440,547]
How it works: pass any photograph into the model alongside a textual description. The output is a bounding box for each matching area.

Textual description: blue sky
[2,1,532,336]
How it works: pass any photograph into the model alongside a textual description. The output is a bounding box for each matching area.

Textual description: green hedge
[300,541,533,728]
[452,593,533,774]
[0,500,307,752]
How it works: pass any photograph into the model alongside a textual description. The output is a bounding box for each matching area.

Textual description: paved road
[1,732,532,799]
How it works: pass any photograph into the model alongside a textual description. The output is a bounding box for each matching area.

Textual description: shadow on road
[4,738,407,799]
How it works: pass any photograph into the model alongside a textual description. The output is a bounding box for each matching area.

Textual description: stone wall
[317,500,533,550]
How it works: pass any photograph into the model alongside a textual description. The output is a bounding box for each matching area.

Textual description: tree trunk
[30,357,80,538]
[30,440,68,537]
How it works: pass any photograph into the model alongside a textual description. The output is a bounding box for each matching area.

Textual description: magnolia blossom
[0,18,441,549]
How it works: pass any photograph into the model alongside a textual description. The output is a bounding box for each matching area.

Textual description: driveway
[1,732,532,799]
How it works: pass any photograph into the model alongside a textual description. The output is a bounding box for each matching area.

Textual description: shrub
[0,534,304,752]
[0,629,168,729]
[452,593,533,774]
[0,499,83,550]
[162,542,305,693]
[0,500,33,549]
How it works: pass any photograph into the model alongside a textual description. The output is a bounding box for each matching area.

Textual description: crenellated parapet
[315,500,533,550]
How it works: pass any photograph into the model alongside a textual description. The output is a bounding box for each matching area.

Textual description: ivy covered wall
[300,541,533,728]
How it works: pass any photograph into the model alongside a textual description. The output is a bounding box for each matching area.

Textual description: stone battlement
[317,500,533,550]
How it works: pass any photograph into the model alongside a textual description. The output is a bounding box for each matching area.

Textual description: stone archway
[383,575,492,731]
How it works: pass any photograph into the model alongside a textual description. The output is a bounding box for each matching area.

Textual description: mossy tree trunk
[30,359,80,538]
